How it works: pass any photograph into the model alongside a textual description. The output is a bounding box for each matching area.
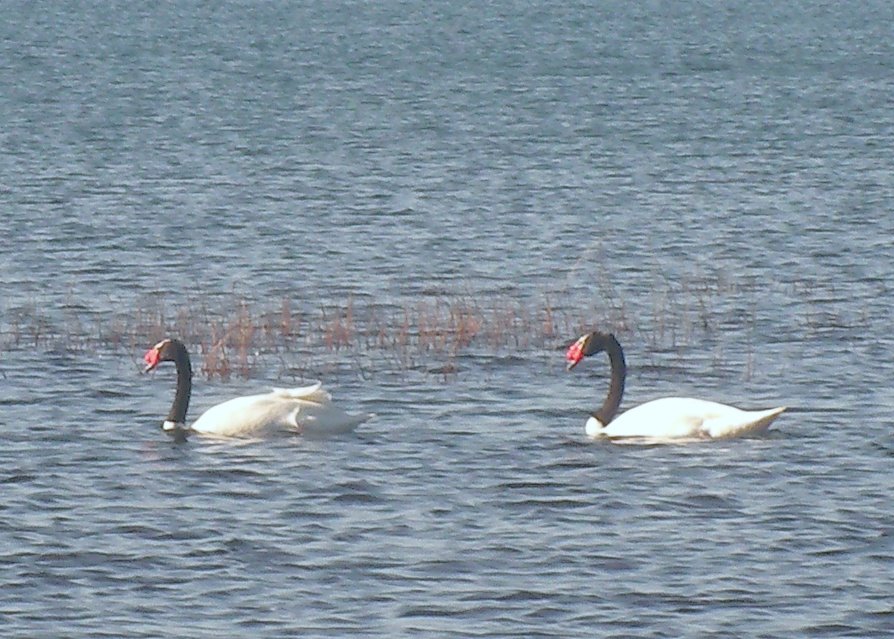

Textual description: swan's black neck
[593,334,626,425]
[166,340,193,425]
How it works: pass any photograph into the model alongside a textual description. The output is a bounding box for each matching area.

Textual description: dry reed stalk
[233,302,255,378]
[394,307,410,352]
[541,297,556,341]
[321,301,355,351]
[201,321,233,380]
[362,304,389,350]
[414,300,429,352]
[345,297,355,344]
[450,299,480,350]
[279,297,294,340]
[421,299,450,353]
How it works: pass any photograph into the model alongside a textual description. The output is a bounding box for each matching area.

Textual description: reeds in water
[0,293,602,378]
[1,269,858,379]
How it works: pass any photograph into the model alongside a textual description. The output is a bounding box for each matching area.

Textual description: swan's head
[143,338,181,372]
[565,331,611,370]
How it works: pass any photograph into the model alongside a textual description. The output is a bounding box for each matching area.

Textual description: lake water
[2,1,893,637]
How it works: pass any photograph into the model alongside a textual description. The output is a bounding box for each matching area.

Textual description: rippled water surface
[2,1,893,637]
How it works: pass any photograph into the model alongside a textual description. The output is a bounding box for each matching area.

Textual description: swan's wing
[606,398,710,439]
[286,400,372,437]
[270,382,331,404]
[190,385,369,438]
[191,393,288,437]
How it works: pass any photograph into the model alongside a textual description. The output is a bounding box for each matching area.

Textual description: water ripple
[3,2,894,637]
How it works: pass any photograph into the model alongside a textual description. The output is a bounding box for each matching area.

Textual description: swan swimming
[143,338,371,439]
[565,331,785,442]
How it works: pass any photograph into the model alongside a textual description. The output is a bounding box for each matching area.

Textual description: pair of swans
[143,333,785,441]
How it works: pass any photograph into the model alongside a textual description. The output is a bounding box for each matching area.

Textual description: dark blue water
[2,1,893,637]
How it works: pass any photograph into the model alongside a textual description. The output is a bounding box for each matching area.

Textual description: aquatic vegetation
[0,268,868,380]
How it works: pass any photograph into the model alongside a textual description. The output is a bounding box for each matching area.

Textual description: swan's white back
[588,397,785,441]
[190,383,371,438]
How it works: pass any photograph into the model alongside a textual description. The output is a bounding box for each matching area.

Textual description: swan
[565,331,785,441]
[143,338,371,438]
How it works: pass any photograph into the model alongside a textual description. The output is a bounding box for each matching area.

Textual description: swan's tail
[748,406,787,431]
[707,406,786,439]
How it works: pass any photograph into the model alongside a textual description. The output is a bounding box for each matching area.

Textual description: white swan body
[145,339,371,439]
[585,397,786,441]
[190,383,369,438]
[567,332,785,442]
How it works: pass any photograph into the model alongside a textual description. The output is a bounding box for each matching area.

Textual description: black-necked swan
[565,331,785,441]
[143,338,371,438]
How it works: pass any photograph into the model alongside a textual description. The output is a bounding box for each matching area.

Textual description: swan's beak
[143,348,160,373]
[566,337,587,370]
